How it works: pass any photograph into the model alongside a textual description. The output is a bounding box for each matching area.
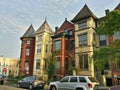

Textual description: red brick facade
[51,19,75,78]
[20,38,35,76]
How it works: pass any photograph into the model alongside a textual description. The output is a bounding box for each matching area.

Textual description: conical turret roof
[72,4,97,22]
[21,24,35,39]
[35,20,53,34]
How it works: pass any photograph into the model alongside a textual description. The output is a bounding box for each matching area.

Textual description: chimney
[105,9,109,15]
[55,27,58,31]
[65,18,67,21]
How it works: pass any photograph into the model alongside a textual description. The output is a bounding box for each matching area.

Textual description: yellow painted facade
[74,17,96,77]
[33,21,53,78]
[0,57,19,76]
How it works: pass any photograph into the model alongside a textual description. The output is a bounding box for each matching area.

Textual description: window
[65,57,69,70]
[26,49,30,56]
[66,40,68,50]
[79,77,87,82]
[99,35,106,46]
[25,62,29,71]
[54,40,61,50]
[71,40,75,49]
[79,54,88,69]
[55,57,60,69]
[78,21,87,29]
[46,44,48,53]
[37,44,42,53]
[78,33,87,46]
[36,59,40,69]
[70,77,78,82]
[114,31,120,40]
[26,40,30,44]
[60,76,69,82]
[64,29,69,35]
[38,35,42,41]
[69,30,72,36]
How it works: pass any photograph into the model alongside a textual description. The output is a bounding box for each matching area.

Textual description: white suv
[49,76,99,90]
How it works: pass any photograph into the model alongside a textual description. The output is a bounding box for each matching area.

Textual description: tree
[96,10,120,36]
[93,47,116,70]
[46,53,56,82]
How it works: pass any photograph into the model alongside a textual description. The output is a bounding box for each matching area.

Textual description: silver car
[17,76,44,90]
[49,76,99,90]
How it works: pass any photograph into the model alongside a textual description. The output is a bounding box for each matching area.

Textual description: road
[0,84,47,90]
[111,85,120,90]
[1,84,120,90]
[0,85,27,90]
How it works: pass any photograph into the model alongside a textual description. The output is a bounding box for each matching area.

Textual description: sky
[0,0,120,58]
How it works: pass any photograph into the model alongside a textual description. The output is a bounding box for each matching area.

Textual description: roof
[55,18,74,34]
[71,4,97,22]
[114,3,120,10]
[21,24,35,38]
[35,20,53,34]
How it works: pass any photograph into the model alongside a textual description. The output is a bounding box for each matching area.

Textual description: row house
[51,18,75,78]
[0,57,19,77]
[33,20,53,78]
[19,3,120,85]
[20,20,53,78]
[20,25,35,76]
[71,4,97,77]
[97,4,120,86]
[71,4,120,86]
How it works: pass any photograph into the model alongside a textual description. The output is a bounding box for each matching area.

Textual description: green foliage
[111,39,120,49]
[96,10,120,36]
[19,73,26,79]
[68,67,77,75]
[46,53,56,82]
[92,47,116,70]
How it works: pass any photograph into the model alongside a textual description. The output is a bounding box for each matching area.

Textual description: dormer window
[69,30,72,36]
[78,21,87,29]
[64,29,69,35]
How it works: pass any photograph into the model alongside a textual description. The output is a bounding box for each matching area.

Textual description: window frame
[26,40,30,45]
[37,44,42,53]
[54,40,61,50]
[78,21,87,29]
[99,35,107,46]
[26,48,30,56]
[78,33,88,46]
[36,59,40,69]
[79,54,89,70]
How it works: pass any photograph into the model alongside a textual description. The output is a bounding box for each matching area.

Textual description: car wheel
[17,83,20,88]
[29,84,33,90]
[51,86,57,90]
[1,81,3,85]
[76,88,84,90]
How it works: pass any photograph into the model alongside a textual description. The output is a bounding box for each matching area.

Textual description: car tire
[1,81,3,85]
[76,88,84,90]
[51,86,57,90]
[17,83,20,88]
[29,84,33,90]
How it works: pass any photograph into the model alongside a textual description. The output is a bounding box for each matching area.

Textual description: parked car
[17,76,45,90]
[49,76,99,90]
[0,74,4,85]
